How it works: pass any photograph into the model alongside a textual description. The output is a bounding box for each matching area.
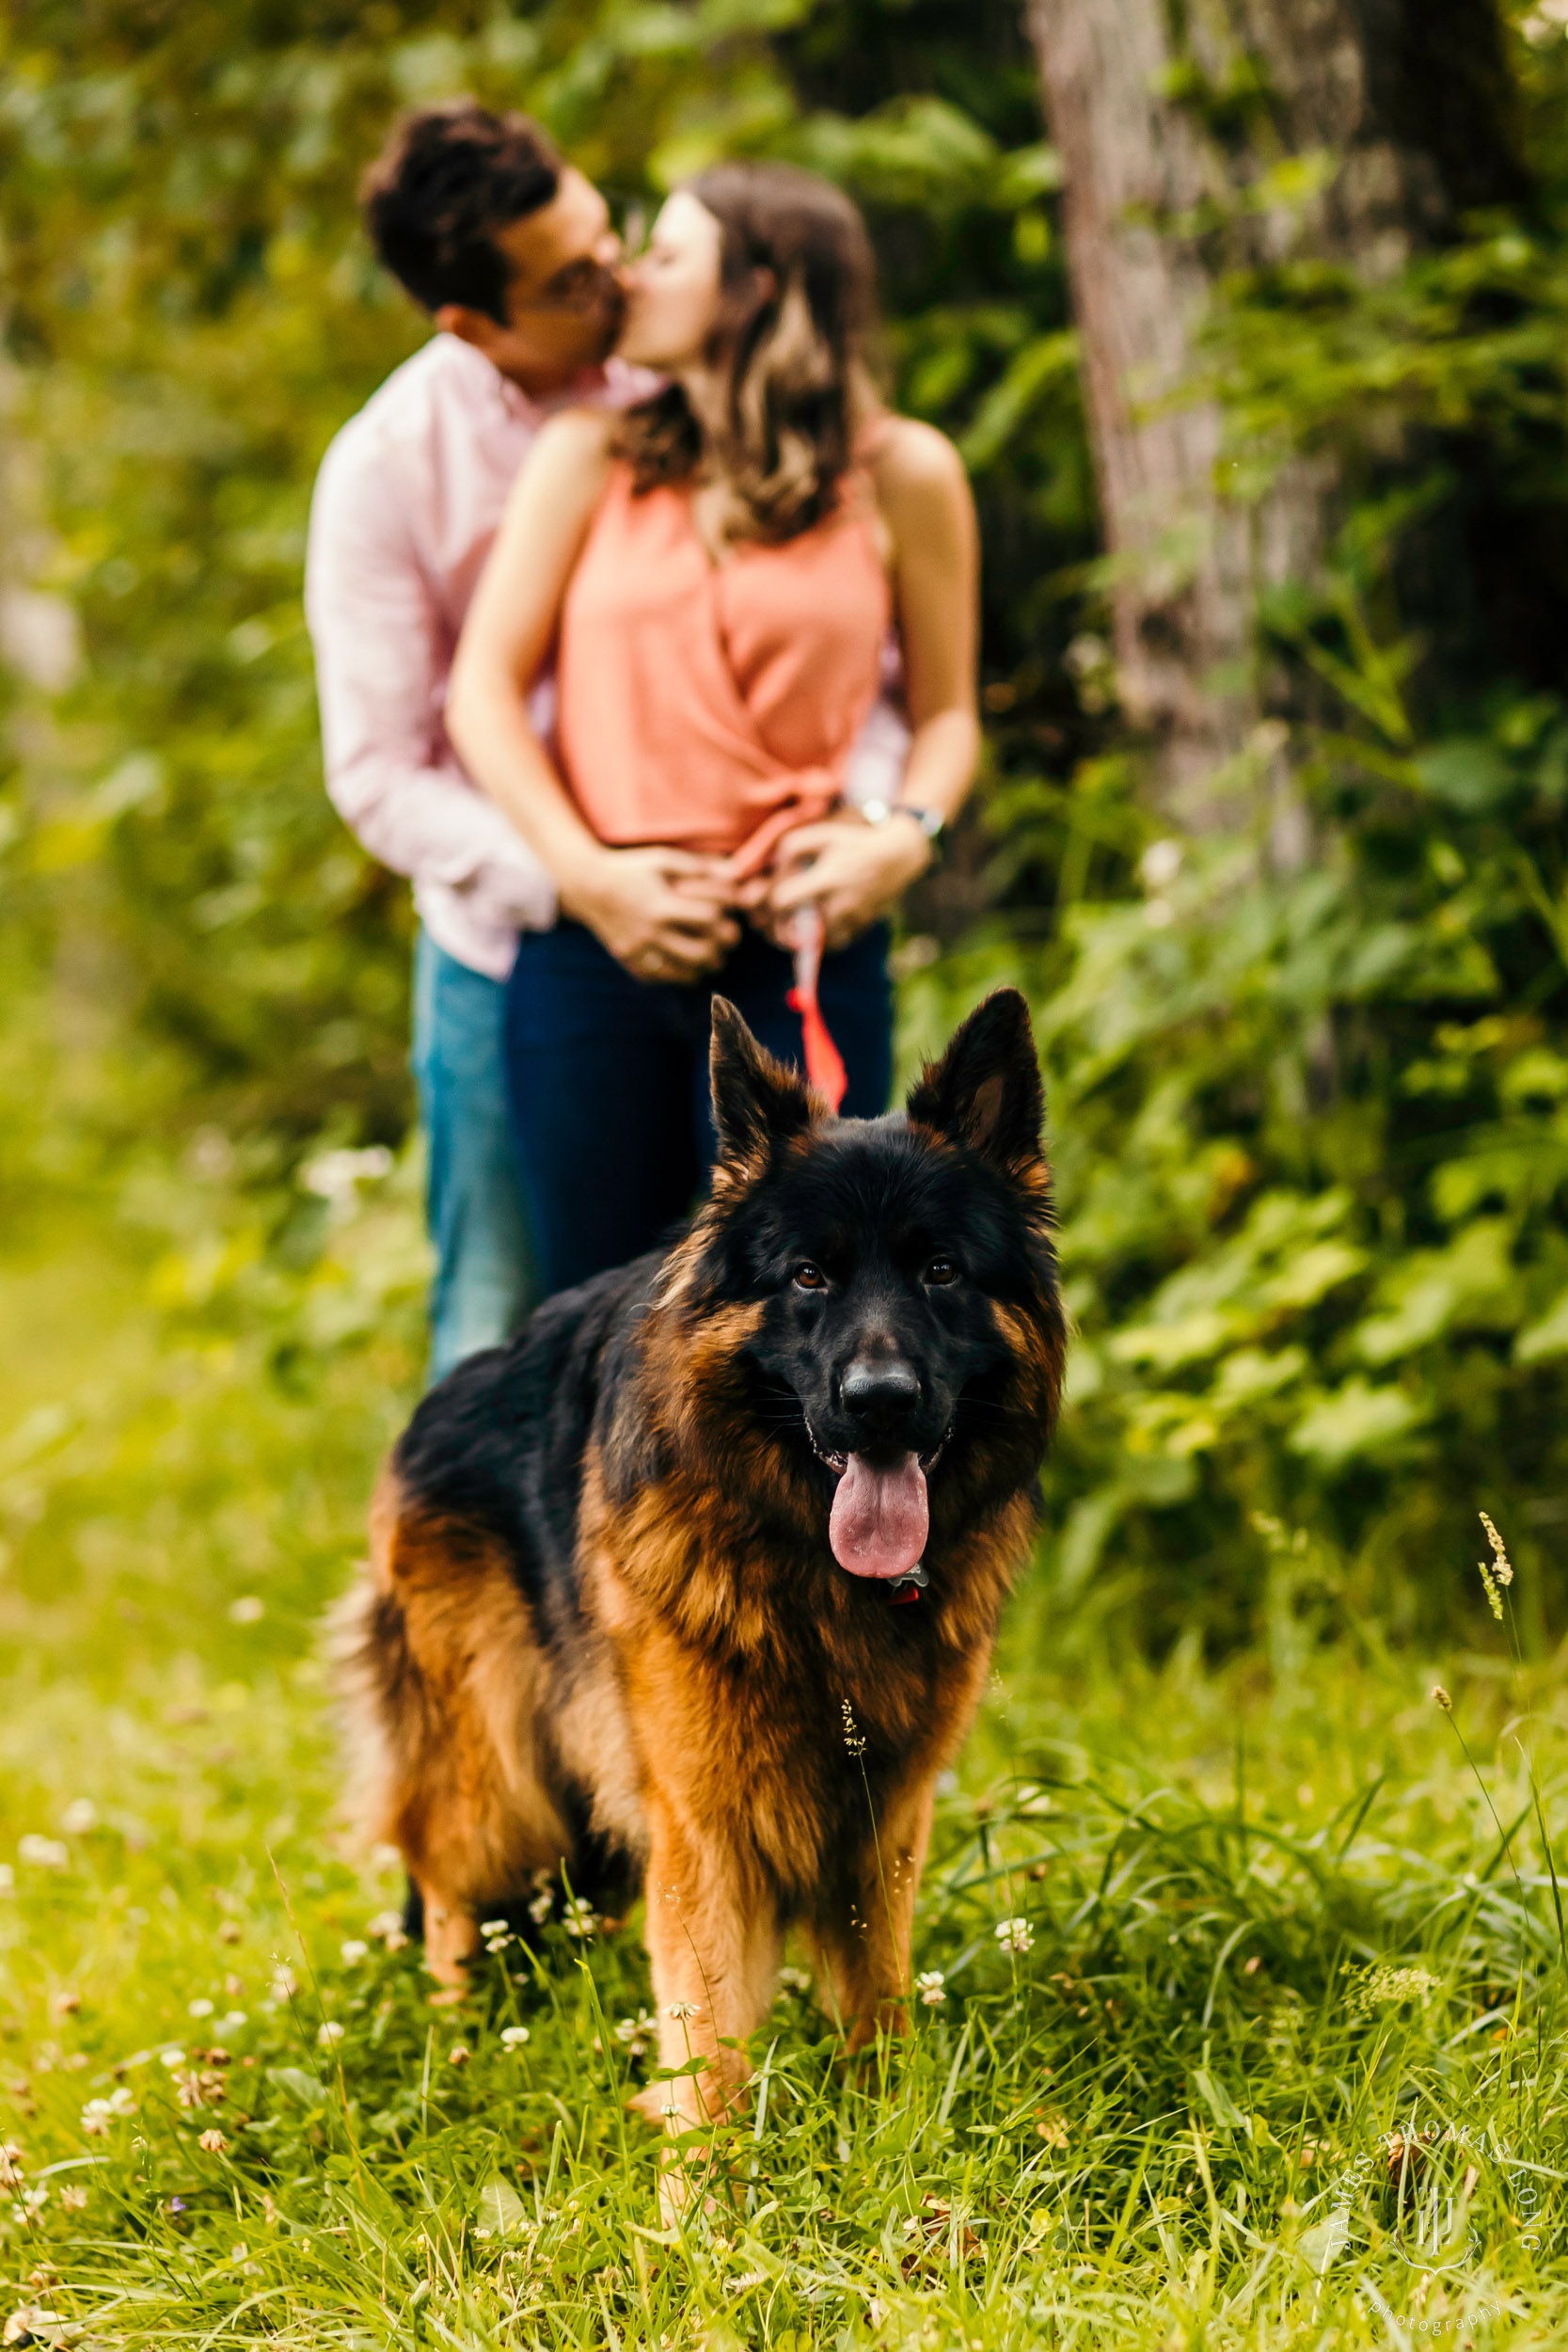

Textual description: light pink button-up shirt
[306,332,908,980]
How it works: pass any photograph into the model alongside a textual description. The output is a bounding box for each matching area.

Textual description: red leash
[787,905,847,1112]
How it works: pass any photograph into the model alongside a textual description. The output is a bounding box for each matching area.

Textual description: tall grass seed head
[1480,1510,1513,1584]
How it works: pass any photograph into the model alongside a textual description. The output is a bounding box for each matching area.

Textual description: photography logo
[1310,2115,1543,2281]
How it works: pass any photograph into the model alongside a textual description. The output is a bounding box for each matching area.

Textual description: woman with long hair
[447,161,979,1296]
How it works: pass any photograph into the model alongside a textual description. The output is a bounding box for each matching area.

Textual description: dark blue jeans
[502,918,893,1296]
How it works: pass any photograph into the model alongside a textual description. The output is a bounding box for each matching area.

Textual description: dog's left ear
[710,996,816,1169]
[906,988,1046,1183]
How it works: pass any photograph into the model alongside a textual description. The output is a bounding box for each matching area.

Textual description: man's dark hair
[361,102,562,322]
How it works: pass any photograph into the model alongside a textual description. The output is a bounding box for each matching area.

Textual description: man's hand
[560,843,739,981]
[738,811,931,952]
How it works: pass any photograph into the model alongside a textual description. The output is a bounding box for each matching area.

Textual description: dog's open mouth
[807,1425,950,1584]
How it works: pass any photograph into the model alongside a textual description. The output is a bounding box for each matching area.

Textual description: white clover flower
[366,1910,404,1940]
[81,2103,111,2137]
[561,1897,596,1941]
[301,1144,392,1210]
[448,2043,470,2067]
[527,1888,553,1924]
[500,2026,531,2050]
[777,1965,812,1994]
[229,1597,263,1626]
[158,2048,186,2070]
[198,2129,228,2154]
[613,2009,656,2057]
[269,1969,298,2001]
[994,1916,1034,1956]
[60,1800,97,1836]
[383,1928,409,1954]
[666,2000,699,2021]
[18,1836,69,1870]
[340,1941,369,1968]
[914,1970,947,2006]
[660,2099,682,2122]
[188,1998,214,2019]
[316,2021,345,2047]
[216,2011,247,2035]
[60,2185,87,2213]
[482,1921,513,1954]
[107,2088,136,2117]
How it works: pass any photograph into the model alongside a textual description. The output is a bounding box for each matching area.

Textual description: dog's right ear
[710,997,816,1171]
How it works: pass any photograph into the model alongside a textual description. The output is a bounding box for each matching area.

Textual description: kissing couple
[307,102,979,1374]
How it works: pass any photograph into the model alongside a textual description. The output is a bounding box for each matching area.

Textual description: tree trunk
[1023,0,1528,823]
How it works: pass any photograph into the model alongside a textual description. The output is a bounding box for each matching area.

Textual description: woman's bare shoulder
[867,414,968,498]
[499,405,618,543]
[528,404,620,472]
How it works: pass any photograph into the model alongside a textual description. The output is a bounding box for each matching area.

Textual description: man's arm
[305,430,554,928]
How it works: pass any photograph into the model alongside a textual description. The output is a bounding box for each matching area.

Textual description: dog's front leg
[637,1803,779,2148]
[420,1887,481,2001]
[812,1769,936,2053]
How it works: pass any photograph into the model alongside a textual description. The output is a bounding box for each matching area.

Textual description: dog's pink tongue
[829,1452,928,1580]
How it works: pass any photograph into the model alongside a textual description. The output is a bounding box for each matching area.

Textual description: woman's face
[617,191,724,370]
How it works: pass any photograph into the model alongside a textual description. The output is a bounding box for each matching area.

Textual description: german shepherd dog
[337,988,1065,2171]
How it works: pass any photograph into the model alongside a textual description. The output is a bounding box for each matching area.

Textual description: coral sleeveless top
[556,461,891,878]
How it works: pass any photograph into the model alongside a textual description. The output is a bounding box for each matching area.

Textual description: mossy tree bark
[1024,0,1528,822]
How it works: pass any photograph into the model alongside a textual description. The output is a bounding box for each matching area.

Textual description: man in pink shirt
[308,103,907,1382]
[307,104,678,1381]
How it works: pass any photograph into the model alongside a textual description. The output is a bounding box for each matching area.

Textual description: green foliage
[904,675,1568,1639]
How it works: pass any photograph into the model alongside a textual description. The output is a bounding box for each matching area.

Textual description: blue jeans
[412,930,540,1387]
[501,918,893,1297]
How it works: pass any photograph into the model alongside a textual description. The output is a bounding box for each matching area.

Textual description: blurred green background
[8,0,1568,1658]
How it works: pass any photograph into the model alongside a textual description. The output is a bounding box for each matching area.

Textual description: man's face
[435,167,625,394]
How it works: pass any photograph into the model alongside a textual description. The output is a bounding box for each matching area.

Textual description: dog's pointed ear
[906,989,1046,1182]
[710,996,816,1168]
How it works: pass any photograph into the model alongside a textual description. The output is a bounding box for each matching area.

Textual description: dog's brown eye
[926,1258,958,1286]
[793,1263,828,1292]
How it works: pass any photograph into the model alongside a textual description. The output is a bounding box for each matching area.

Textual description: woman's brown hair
[614,161,879,546]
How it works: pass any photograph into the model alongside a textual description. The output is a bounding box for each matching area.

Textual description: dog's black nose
[841,1359,921,1438]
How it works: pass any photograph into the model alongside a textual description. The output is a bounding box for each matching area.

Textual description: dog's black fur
[388,989,1059,1630]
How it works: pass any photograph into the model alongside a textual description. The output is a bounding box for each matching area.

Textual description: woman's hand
[560,842,739,981]
[738,810,931,952]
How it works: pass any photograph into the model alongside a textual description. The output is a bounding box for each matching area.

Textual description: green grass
[2,1179,1567,2348]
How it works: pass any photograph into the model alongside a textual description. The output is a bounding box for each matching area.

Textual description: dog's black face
[691,993,1063,1587]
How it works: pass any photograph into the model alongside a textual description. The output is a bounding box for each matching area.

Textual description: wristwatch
[858,797,945,850]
